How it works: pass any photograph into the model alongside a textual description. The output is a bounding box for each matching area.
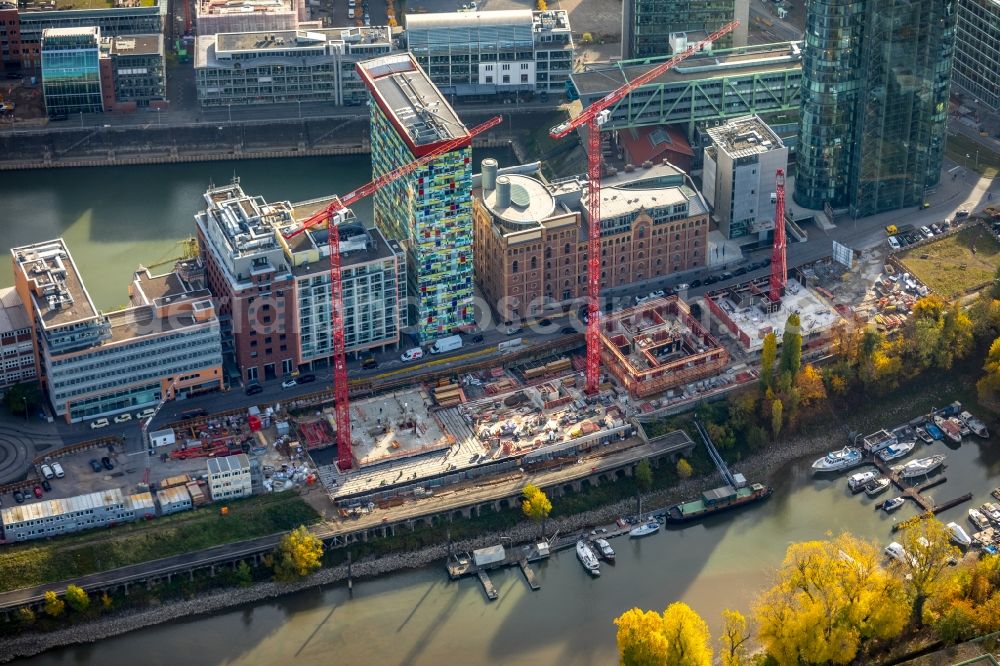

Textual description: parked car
[703,275,719,285]
[361,356,379,369]
[33,485,43,499]
[180,408,208,420]
[689,279,702,288]
[560,326,577,335]
[297,373,317,384]
[504,321,522,335]
[401,347,424,362]
[734,267,748,276]
[50,462,63,479]
[931,223,942,234]
[647,290,665,299]
[887,236,901,250]
[41,479,51,492]
[955,209,970,219]
[720,271,734,281]
[920,226,933,238]
[470,333,484,344]
[280,377,298,389]
[89,459,103,473]
[538,318,552,327]
[13,490,24,503]
[101,456,114,471]
[113,412,132,423]
[245,383,264,396]
[40,463,54,480]
[89,417,109,429]
[136,408,156,420]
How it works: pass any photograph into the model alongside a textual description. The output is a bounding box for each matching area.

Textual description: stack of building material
[544,358,572,374]
[432,382,464,407]
[486,378,517,395]
[186,480,209,506]
[159,474,191,489]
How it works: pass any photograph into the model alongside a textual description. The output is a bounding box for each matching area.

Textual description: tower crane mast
[549,21,739,394]
[282,115,503,471]
[769,169,787,303]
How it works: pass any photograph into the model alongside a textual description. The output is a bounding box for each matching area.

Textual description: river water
[5,158,1000,664]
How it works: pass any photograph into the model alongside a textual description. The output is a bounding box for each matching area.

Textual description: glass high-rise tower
[795,0,956,217]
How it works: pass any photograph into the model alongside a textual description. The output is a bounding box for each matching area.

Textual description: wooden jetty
[448,541,550,599]
[518,558,540,590]
[871,457,972,518]
[477,570,498,601]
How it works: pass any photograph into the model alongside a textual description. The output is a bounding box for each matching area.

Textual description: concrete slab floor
[348,388,452,467]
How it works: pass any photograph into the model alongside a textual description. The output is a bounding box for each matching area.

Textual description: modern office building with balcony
[41,26,103,117]
[0,287,38,392]
[11,240,224,423]
[358,53,475,342]
[405,9,573,100]
[194,26,393,107]
[795,0,956,217]
[622,0,747,59]
[952,0,1000,112]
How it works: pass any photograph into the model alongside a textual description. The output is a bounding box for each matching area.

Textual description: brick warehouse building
[473,158,710,323]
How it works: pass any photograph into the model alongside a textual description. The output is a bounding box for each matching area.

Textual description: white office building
[207,454,253,500]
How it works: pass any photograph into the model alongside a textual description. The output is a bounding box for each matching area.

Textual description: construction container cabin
[599,295,729,398]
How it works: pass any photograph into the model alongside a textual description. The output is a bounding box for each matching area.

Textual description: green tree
[719,609,752,666]
[634,459,653,519]
[977,337,1000,407]
[273,526,324,582]
[770,399,783,439]
[2,381,41,417]
[780,312,802,377]
[65,584,89,612]
[521,484,553,537]
[676,458,693,479]
[234,560,253,587]
[760,332,777,389]
[43,590,65,618]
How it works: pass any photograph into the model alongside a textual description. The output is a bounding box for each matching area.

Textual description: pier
[476,571,498,601]
[518,559,541,590]
[869,455,973,525]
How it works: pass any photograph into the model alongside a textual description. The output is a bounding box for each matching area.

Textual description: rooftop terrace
[11,239,99,330]
[706,115,785,159]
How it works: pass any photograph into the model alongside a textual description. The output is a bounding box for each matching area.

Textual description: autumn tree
[615,608,669,665]
[17,607,35,626]
[65,584,89,612]
[662,602,713,666]
[521,484,552,537]
[760,332,777,389]
[795,363,827,406]
[634,459,653,519]
[43,590,65,618]
[978,336,1000,407]
[780,312,802,377]
[273,526,324,582]
[676,458,693,479]
[893,518,962,626]
[927,553,1000,642]
[754,533,908,664]
[101,592,113,610]
[770,399,783,439]
[719,609,752,666]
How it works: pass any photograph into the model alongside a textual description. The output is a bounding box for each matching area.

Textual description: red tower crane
[769,168,787,303]
[281,115,503,471]
[548,21,740,394]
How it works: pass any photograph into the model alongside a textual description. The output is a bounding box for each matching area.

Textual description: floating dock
[477,570,498,601]
[518,558,540,590]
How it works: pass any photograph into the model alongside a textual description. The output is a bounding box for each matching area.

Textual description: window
[530,256,537,270]
[521,74,528,83]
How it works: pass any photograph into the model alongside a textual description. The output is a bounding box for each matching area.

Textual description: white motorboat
[947,521,973,547]
[893,454,946,479]
[981,502,1000,524]
[594,538,615,562]
[882,497,906,513]
[884,541,912,565]
[848,470,880,492]
[576,539,600,576]
[969,508,991,531]
[864,477,891,497]
[959,411,990,438]
[933,415,963,444]
[629,520,661,537]
[812,447,863,472]
[915,426,934,444]
[878,441,916,462]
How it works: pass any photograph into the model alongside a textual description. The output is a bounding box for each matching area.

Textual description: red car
[33,485,43,499]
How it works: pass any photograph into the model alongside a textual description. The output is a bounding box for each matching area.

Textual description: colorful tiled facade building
[357,53,475,342]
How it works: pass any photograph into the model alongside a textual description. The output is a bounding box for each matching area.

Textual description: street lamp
[227,104,232,123]
[156,107,161,126]
[21,396,27,422]
[297,99,302,120]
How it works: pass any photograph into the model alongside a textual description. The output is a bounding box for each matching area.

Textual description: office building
[622,0,747,60]
[953,0,1000,111]
[473,159,709,322]
[405,9,573,100]
[196,0,303,36]
[207,454,252,500]
[196,181,404,384]
[358,53,475,342]
[570,41,802,146]
[703,115,788,240]
[13,0,164,70]
[195,26,393,108]
[795,0,956,217]
[0,488,155,542]
[98,33,165,110]
[0,3,21,73]
[156,485,193,515]
[0,287,38,392]
[41,26,103,117]
[11,239,224,423]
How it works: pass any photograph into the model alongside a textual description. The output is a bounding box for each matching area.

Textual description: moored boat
[665,483,772,523]
[924,421,945,441]
[864,477,891,497]
[969,508,991,531]
[893,454,946,479]
[934,415,962,444]
[992,487,1000,502]
[629,520,661,537]
[576,539,600,576]
[884,541,912,565]
[593,538,615,563]
[848,470,880,493]
[947,521,973,547]
[878,441,916,462]
[981,502,1000,524]
[811,447,863,472]
[915,426,933,443]
[959,411,990,438]
[882,497,906,513]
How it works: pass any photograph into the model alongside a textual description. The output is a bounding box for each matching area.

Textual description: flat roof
[21,0,159,11]
[706,115,785,159]
[0,287,31,333]
[105,305,208,344]
[358,53,469,150]
[42,25,100,38]
[406,9,533,29]
[198,0,293,16]
[216,26,391,53]
[103,33,162,56]
[1,488,124,526]
[571,41,803,96]
[11,239,100,330]
[482,173,555,225]
[208,453,250,475]
[157,485,191,504]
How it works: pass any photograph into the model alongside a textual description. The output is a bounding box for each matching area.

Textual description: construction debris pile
[855,264,928,332]
[169,413,258,460]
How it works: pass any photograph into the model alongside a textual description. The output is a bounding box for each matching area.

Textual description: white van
[40,463,55,480]
[90,417,110,429]
[430,335,463,354]
[348,7,355,18]
[51,462,65,478]
[401,347,424,362]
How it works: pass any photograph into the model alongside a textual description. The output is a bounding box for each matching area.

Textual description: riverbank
[0,421,846,664]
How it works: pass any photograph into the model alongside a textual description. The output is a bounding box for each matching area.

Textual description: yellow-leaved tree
[754,533,908,664]
[614,602,711,666]
[43,590,65,618]
[893,518,962,626]
[719,609,752,666]
[65,584,89,612]
[795,364,827,405]
[521,484,552,537]
[273,526,324,581]
[662,602,713,665]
